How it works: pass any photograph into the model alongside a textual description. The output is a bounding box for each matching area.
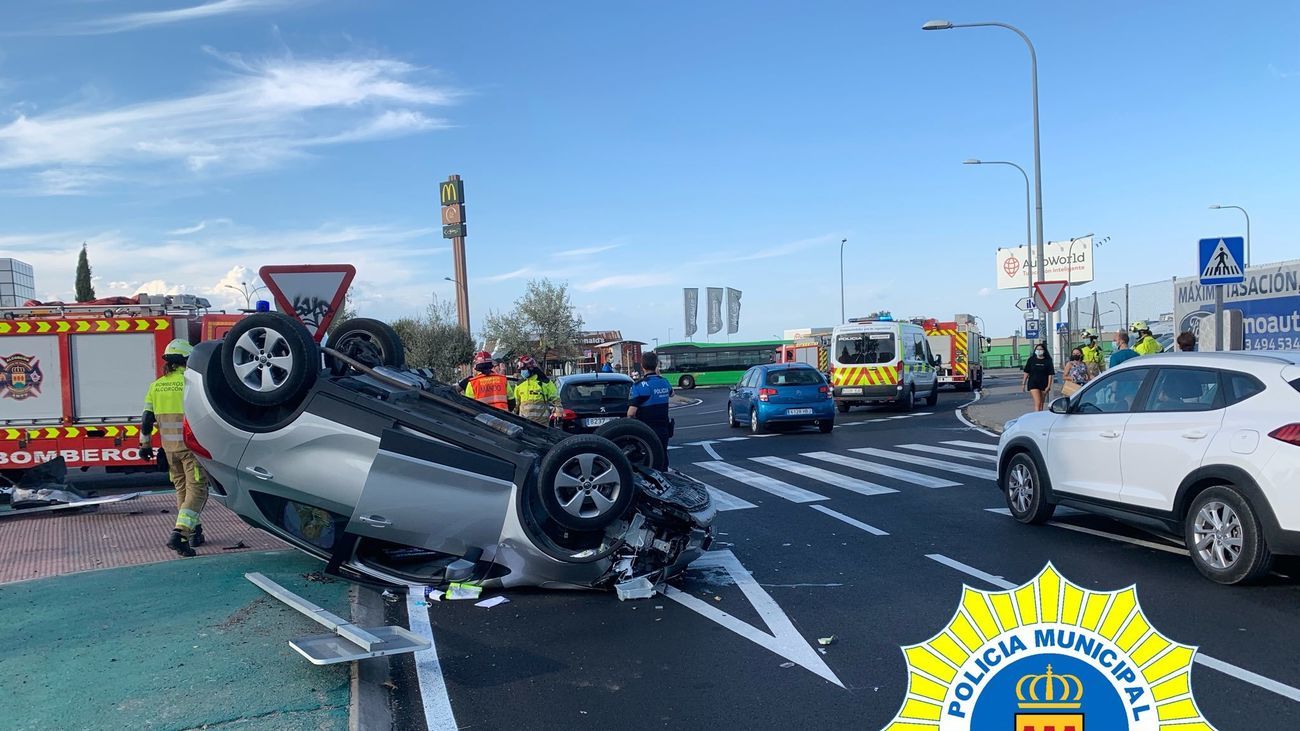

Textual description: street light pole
[927,19,1047,351]
[1209,205,1251,266]
[964,159,1032,308]
[839,238,848,323]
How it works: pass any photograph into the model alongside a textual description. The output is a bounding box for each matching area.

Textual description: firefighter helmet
[517,355,539,372]
[164,339,194,358]
[1082,328,1097,339]
[473,350,493,367]
[1130,321,1150,333]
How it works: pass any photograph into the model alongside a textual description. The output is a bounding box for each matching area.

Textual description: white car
[997,351,1300,585]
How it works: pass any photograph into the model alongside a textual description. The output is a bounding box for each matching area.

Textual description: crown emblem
[1016,665,1083,710]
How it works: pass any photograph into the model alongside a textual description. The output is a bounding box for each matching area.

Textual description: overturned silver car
[182,313,713,593]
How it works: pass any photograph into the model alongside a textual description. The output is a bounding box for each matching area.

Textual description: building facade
[0,258,36,307]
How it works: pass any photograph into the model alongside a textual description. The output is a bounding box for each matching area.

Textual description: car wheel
[817,420,834,434]
[836,402,850,414]
[679,374,696,390]
[898,386,915,412]
[594,418,667,470]
[538,435,635,531]
[1185,486,1273,585]
[925,383,939,406]
[1005,452,1055,524]
[750,409,764,434]
[220,313,318,408]
[325,318,405,377]
[727,403,740,428]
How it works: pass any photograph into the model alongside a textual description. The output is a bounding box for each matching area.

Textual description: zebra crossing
[688,440,999,511]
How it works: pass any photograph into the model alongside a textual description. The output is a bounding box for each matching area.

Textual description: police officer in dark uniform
[627,351,673,465]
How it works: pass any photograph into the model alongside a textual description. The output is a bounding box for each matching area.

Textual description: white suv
[997,351,1300,585]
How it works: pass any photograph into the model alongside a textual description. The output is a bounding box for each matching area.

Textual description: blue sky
[0,0,1296,342]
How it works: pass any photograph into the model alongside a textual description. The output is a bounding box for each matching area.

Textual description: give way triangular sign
[259,264,356,342]
[1033,280,1069,313]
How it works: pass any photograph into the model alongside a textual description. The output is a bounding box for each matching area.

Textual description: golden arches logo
[440,180,464,206]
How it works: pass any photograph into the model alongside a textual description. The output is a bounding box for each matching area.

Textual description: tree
[482,278,584,367]
[390,298,475,383]
[74,243,95,302]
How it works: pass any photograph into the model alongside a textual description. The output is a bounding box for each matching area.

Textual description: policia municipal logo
[0,353,43,401]
[882,564,1216,731]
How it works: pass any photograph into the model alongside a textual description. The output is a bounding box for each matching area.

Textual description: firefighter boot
[167,529,196,557]
[191,524,205,547]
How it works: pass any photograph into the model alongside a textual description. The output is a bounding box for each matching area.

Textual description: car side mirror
[1049,397,1071,414]
[931,354,942,366]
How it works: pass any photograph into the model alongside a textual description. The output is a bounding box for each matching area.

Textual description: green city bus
[655,340,788,389]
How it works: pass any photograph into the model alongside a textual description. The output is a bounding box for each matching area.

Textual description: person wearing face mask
[1021,342,1055,412]
[514,355,558,424]
[1062,347,1089,397]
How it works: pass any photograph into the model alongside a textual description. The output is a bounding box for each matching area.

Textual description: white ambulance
[829,318,940,412]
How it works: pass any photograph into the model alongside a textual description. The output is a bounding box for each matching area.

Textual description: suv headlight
[1004,418,1019,431]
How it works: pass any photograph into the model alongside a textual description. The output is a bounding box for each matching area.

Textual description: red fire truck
[0,296,241,480]
[922,315,988,392]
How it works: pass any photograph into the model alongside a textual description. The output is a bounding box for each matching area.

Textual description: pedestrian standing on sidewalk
[1021,342,1055,412]
[627,351,674,465]
[1109,331,1140,368]
[1063,348,1089,397]
[141,339,209,557]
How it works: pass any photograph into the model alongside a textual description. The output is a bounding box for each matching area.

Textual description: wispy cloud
[553,243,622,258]
[0,50,458,191]
[60,0,312,36]
[576,273,675,292]
[724,234,840,263]
[1268,64,1300,80]
[168,218,233,235]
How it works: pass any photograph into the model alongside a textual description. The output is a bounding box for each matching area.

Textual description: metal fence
[1064,278,1175,341]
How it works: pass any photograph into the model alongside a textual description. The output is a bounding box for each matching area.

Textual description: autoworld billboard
[1174,260,1300,351]
[995,237,1095,290]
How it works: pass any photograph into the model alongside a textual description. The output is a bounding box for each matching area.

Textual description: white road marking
[885,415,912,420]
[911,412,934,416]
[852,448,998,481]
[750,433,779,438]
[802,451,960,488]
[667,445,682,450]
[405,592,458,730]
[665,551,844,687]
[942,440,999,452]
[685,440,724,460]
[706,485,758,511]
[749,456,897,496]
[695,409,725,414]
[898,443,998,463]
[1046,521,1188,556]
[954,390,1002,438]
[693,461,828,503]
[926,554,1300,705]
[719,436,750,442]
[810,505,889,536]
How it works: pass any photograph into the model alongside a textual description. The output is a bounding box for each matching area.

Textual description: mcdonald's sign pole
[440,174,471,331]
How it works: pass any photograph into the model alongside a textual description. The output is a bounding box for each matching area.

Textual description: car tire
[1185,486,1273,585]
[750,409,764,434]
[817,420,834,434]
[836,402,850,414]
[594,418,667,471]
[679,374,696,390]
[898,386,915,412]
[1005,452,1055,524]
[325,318,405,377]
[220,313,318,408]
[925,383,939,406]
[538,435,635,532]
[727,403,740,428]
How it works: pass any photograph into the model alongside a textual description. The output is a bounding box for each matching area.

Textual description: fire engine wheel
[836,402,850,414]
[325,318,406,377]
[220,313,318,408]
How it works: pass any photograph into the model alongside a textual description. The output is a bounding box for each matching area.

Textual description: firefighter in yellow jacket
[1131,321,1162,356]
[514,355,558,424]
[141,339,209,557]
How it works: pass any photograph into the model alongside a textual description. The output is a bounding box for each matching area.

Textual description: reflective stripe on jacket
[144,369,186,446]
[1133,335,1162,356]
[515,376,558,422]
[1081,344,1105,365]
[465,374,510,410]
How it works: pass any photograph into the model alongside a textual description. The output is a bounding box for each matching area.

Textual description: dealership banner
[726,287,742,334]
[995,237,1094,290]
[1174,259,1300,351]
[683,288,699,339]
[706,287,723,335]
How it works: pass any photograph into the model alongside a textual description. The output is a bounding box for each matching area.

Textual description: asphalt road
[393,387,1300,730]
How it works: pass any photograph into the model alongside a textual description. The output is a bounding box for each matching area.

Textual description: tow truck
[0,295,242,481]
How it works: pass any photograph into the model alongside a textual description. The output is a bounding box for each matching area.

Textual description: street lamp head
[922,19,954,30]
[841,238,847,244]
[962,159,981,165]
[444,276,456,283]
[1208,204,1222,210]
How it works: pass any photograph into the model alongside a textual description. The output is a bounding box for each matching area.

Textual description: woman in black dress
[1021,342,1055,412]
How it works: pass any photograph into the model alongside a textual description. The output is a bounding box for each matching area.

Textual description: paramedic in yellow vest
[1131,321,1162,356]
[141,338,208,557]
[1080,329,1106,378]
[514,355,558,424]
[464,351,510,410]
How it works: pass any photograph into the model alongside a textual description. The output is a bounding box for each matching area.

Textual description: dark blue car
[727,363,835,434]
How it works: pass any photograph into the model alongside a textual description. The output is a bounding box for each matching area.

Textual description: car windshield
[835,333,895,364]
[561,380,631,407]
[765,368,824,386]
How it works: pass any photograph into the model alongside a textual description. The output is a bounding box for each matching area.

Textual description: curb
[670,398,703,409]
[350,585,394,731]
[953,390,1003,438]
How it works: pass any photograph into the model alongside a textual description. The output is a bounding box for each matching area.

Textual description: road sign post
[1198,237,1246,351]
[441,175,470,332]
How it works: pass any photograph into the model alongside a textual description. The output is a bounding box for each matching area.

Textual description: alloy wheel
[1193,500,1244,570]
[552,453,624,520]
[231,327,294,393]
[1008,462,1034,515]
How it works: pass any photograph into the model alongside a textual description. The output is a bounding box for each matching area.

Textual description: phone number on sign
[1247,337,1300,351]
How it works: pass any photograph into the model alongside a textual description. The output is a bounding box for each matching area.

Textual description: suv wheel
[538,435,634,531]
[325,318,405,376]
[1005,452,1055,524]
[594,418,667,470]
[1185,486,1273,585]
[220,313,318,408]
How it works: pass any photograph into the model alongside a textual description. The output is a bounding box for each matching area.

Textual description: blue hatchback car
[728,363,835,434]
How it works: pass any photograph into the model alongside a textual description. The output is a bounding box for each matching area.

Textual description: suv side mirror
[1049,397,1071,414]
[931,354,942,366]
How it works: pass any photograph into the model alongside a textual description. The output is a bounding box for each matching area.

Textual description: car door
[1046,367,1152,502]
[731,368,755,414]
[1119,367,1227,511]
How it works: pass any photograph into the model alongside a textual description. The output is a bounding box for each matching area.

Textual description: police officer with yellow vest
[1131,321,1162,356]
[141,339,209,557]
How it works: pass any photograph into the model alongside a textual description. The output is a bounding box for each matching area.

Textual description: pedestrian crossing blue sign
[1198,237,1245,285]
